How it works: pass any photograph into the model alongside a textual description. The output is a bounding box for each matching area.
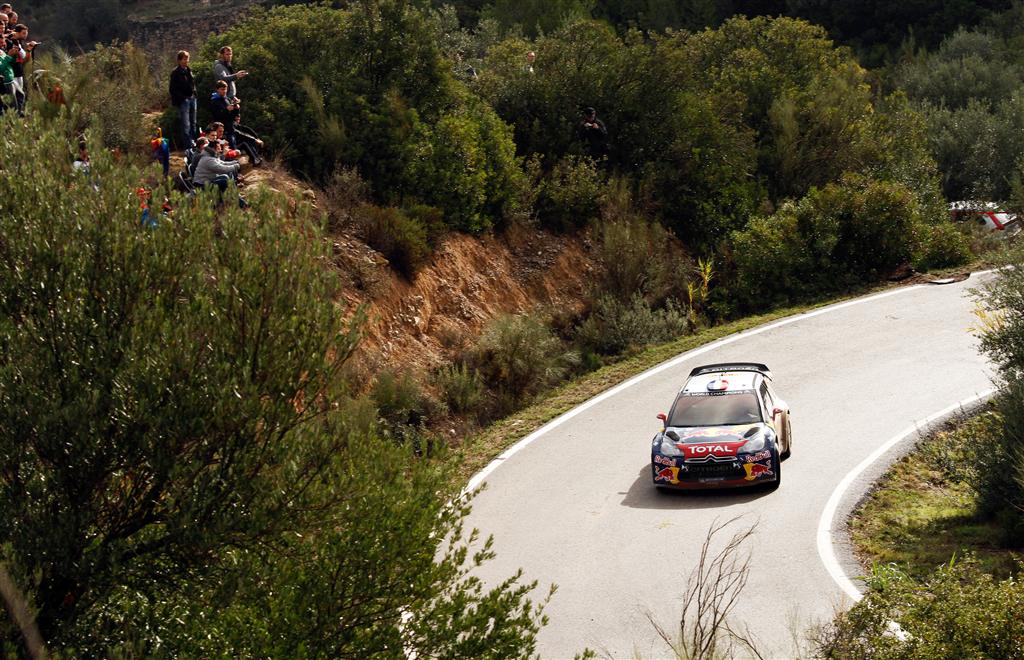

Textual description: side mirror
[771,407,784,417]
[657,413,667,428]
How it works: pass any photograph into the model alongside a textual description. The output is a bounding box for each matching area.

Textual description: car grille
[684,462,745,478]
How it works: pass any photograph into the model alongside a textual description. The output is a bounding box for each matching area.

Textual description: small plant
[433,362,484,416]
[355,204,433,278]
[575,294,688,356]
[647,517,761,659]
[472,314,578,416]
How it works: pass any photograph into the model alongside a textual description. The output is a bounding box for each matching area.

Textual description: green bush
[816,558,1024,658]
[593,212,680,304]
[433,362,484,416]
[536,156,607,231]
[472,314,577,416]
[34,42,155,155]
[354,204,433,278]
[199,2,524,233]
[575,294,688,355]
[972,260,1024,542]
[408,100,526,232]
[728,174,926,312]
[914,222,973,270]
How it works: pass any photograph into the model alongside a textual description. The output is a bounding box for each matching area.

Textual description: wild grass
[849,410,1021,579]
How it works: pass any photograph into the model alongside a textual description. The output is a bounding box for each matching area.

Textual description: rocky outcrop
[126,0,262,59]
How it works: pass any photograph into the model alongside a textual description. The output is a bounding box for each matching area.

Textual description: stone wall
[126,0,263,62]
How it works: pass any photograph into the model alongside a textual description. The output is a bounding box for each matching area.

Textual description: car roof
[682,369,761,394]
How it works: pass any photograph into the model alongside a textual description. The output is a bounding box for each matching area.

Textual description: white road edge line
[465,284,929,495]
[815,388,996,602]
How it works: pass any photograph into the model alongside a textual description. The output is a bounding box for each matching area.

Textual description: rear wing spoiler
[688,362,772,379]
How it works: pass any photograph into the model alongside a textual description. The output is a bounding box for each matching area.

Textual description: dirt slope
[340,222,595,375]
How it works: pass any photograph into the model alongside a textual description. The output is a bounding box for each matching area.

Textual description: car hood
[663,424,766,459]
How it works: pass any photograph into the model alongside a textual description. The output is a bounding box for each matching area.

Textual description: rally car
[651,363,791,491]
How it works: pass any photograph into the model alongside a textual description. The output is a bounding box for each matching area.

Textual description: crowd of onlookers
[169,46,264,208]
[0,3,38,116]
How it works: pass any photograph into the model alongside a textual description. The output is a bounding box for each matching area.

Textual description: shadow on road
[620,464,771,509]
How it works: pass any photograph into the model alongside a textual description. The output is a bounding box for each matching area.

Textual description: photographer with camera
[6,23,38,116]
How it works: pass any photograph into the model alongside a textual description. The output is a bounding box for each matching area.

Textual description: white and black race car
[652,363,791,490]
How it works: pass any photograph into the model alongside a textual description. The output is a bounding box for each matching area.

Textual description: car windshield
[668,392,762,427]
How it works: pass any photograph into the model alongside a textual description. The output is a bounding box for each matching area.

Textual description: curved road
[464,275,996,658]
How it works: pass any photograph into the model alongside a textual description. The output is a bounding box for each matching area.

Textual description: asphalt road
[463,275,996,659]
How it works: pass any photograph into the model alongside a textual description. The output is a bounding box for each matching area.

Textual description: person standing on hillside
[0,42,17,115]
[213,46,247,103]
[577,106,608,161]
[7,23,38,115]
[169,50,198,149]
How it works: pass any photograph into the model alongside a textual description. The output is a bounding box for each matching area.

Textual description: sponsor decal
[654,455,678,467]
[680,440,745,459]
[654,467,680,484]
[743,462,775,481]
[743,450,771,463]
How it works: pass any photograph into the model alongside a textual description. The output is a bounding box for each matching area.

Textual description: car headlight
[739,429,768,454]
[660,433,683,456]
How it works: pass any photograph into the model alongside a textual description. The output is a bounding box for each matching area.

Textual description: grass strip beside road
[848,408,1020,580]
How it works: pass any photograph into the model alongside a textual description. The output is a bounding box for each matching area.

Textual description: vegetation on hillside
[6,0,1024,654]
[0,116,547,657]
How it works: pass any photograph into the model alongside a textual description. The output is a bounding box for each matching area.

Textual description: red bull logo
[655,467,681,484]
[654,455,678,467]
[743,462,774,481]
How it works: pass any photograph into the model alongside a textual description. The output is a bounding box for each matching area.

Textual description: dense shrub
[972,259,1024,542]
[471,314,577,415]
[575,294,688,355]
[593,212,683,305]
[728,175,930,311]
[354,204,433,278]
[34,42,154,155]
[915,222,973,270]
[816,558,1024,658]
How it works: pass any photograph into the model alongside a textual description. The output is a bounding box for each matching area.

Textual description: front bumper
[651,450,777,489]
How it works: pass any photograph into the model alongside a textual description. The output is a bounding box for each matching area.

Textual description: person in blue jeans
[168,50,197,148]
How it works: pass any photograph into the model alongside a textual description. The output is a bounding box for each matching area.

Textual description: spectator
[210,80,240,147]
[0,5,11,15]
[0,42,16,115]
[212,46,247,102]
[577,106,608,160]
[150,127,170,177]
[193,139,245,207]
[525,50,536,74]
[5,23,32,115]
[72,140,90,174]
[205,121,224,142]
[169,50,198,148]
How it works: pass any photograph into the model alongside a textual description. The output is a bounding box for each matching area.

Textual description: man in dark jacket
[577,107,608,161]
[210,80,241,148]
[169,50,197,148]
